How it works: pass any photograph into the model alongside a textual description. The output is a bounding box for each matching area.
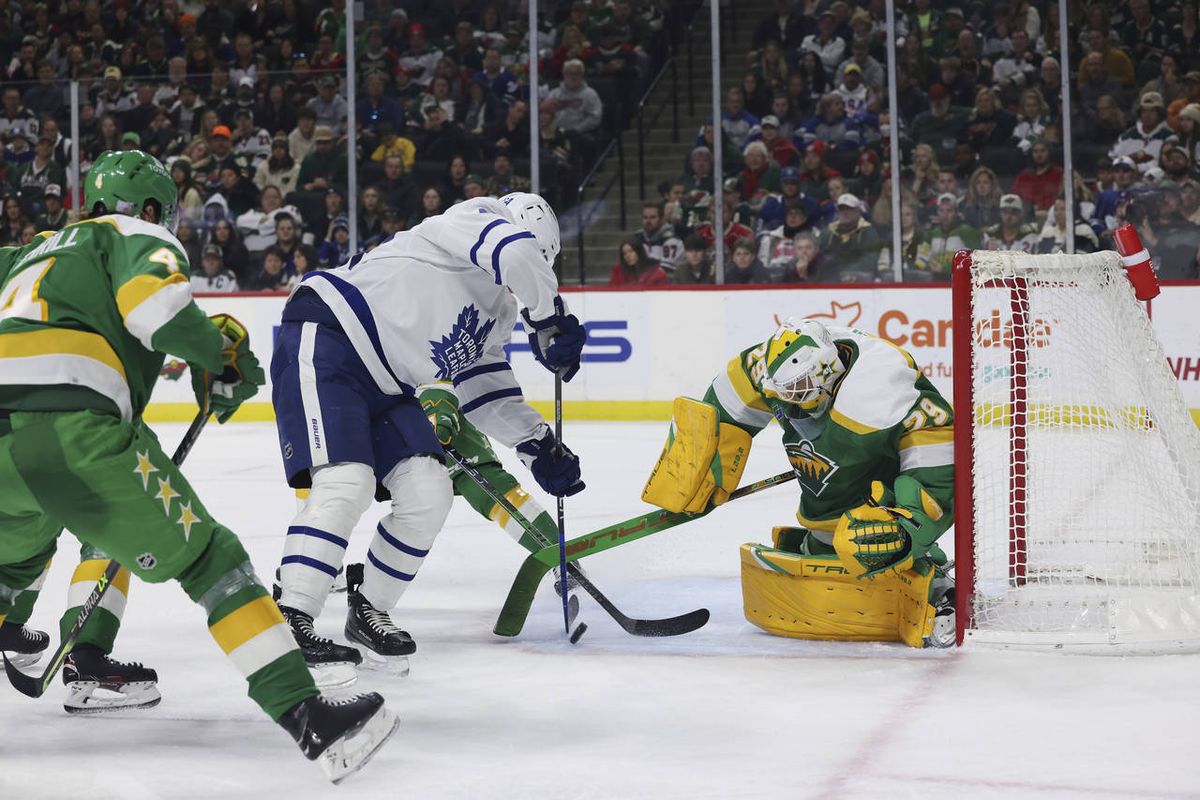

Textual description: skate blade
[358,649,411,678]
[63,681,162,714]
[310,662,358,691]
[2,651,43,669]
[319,705,400,785]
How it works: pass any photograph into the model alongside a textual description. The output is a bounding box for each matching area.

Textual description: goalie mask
[501,192,560,267]
[761,318,844,416]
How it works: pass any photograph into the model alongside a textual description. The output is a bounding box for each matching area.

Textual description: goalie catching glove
[833,475,947,579]
[190,313,265,423]
[516,424,584,497]
[521,295,585,381]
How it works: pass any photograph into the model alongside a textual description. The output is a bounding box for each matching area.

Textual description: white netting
[964,250,1200,653]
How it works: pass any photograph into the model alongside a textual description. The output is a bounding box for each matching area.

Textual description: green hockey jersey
[704,326,954,538]
[0,215,224,421]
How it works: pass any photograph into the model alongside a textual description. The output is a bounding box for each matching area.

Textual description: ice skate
[62,644,161,714]
[0,620,49,670]
[278,692,399,784]
[280,605,361,690]
[924,568,956,649]
[344,568,414,676]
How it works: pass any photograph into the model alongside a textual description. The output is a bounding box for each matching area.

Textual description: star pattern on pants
[176,501,201,541]
[133,451,158,491]
[154,477,180,514]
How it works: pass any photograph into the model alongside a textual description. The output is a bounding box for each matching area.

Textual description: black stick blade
[3,652,46,698]
[626,608,710,637]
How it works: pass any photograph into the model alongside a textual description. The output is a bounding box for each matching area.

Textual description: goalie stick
[3,405,211,699]
[494,470,799,637]
[443,447,709,638]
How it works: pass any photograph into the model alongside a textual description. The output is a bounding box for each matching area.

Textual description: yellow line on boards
[142,401,680,423]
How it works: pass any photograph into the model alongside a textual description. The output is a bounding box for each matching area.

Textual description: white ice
[2,422,1198,800]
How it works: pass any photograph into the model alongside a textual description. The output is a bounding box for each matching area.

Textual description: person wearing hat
[95,66,134,119]
[12,132,66,208]
[737,140,782,207]
[1092,155,1146,230]
[816,192,883,282]
[932,6,966,59]
[799,8,846,78]
[1174,103,1200,168]
[983,194,1039,252]
[909,83,970,164]
[838,36,884,92]
[33,182,67,231]
[119,131,141,151]
[759,198,817,279]
[834,61,877,120]
[233,108,272,168]
[758,114,799,168]
[1109,91,1173,173]
[298,125,347,194]
[305,75,348,135]
[758,164,809,230]
[924,192,982,277]
[191,244,240,293]
[317,215,353,269]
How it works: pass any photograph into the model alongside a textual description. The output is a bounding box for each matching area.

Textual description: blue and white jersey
[290,197,560,447]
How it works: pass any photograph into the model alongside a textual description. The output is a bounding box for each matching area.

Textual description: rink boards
[152,283,1200,426]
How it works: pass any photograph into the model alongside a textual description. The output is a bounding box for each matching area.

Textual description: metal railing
[635,54,683,202]
[572,131,626,285]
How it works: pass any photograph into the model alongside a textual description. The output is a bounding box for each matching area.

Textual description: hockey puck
[569,623,588,644]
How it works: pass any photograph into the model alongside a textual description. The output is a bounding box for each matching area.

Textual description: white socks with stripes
[278,462,375,618]
[359,456,453,611]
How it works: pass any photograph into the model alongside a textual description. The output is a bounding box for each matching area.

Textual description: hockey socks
[58,548,129,653]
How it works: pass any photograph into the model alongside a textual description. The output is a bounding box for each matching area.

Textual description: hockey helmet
[85,149,180,233]
[501,192,560,266]
[760,318,844,416]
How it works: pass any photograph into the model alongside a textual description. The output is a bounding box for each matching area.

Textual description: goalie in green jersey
[0,150,396,780]
[642,317,956,648]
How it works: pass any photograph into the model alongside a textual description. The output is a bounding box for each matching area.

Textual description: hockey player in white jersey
[270,192,586,678]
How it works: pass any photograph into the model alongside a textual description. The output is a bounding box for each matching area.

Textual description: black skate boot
[923,566,956,649]
[0,620,50,669]
[343,565,414,676]
[280,605,361,690]
[278,692,399,784]
[62,644,161,714]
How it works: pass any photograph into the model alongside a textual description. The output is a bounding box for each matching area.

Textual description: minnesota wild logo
[429,304,496,379]
[785,439,838,497]
[159,359,188,381]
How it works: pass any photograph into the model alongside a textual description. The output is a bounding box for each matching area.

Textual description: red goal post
[951,248,1200,653]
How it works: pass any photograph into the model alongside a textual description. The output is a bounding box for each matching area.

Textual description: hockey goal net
[952,249,1200,653]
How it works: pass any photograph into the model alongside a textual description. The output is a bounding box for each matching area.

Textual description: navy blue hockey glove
[516,425,585,497]
[521,296,585,382]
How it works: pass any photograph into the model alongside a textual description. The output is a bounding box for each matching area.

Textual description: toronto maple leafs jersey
[283,196,560,447]
[703,326,955,541]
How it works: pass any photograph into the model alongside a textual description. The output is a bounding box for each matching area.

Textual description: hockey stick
[553,372,573,638]
[3,405,212,699]
[494,470,798,637]
[442,447,707,639]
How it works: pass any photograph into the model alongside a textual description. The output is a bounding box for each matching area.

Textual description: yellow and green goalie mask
[761,318,844,417]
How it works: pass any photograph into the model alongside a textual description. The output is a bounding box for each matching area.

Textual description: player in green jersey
[0,150,396,781]
[643,317,956,648]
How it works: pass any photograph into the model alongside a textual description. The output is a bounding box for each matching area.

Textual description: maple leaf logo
[773,301,863,328]
[429,304,496,379]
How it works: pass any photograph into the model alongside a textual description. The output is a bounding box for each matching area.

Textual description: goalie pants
[0,410,316,720]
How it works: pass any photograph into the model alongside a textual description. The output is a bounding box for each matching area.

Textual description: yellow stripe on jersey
[490,486,531,529]
[829,407,879,436]
[116,272,189,319]
[898,427,954,451]
[725,357,771,413]
[0,327,126,379]
[796,510,840,532]
[209,595,286,655]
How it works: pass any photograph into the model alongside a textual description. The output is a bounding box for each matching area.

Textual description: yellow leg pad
[740,544,936,647]
[642,397,720,513]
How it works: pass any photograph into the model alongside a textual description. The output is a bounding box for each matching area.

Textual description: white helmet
[760,318,845,416]
[501,192,560,266]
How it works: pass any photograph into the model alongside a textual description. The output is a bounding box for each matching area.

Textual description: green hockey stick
[493,470,798,636]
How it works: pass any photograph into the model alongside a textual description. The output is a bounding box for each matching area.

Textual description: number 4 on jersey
[0,258,55,322]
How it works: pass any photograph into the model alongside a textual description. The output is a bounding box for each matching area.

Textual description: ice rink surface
[3,421,1198,800]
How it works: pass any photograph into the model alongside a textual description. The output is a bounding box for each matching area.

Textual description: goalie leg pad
[740,543,938,647]
[642,398,751,513]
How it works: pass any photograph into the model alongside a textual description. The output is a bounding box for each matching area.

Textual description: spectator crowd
[610,0,1200,286]
[0,0,686,291]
